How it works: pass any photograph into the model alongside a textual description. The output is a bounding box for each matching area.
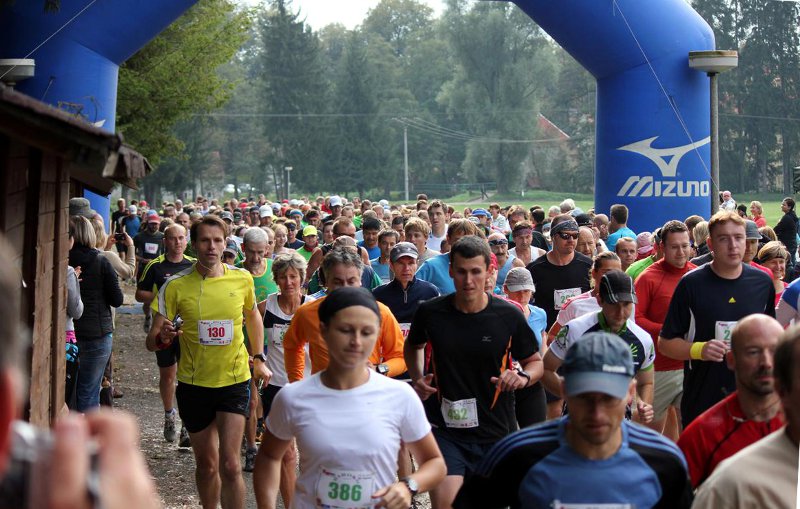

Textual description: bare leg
[279,441,298,508]
[217,412,247,509]
[189,422,221,509]
[158,365,177,411]
[430,475,463,509]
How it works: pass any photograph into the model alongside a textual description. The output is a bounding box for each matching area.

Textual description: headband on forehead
[318,287,381,325]
[551,219,579,236]
[512,228,533,238]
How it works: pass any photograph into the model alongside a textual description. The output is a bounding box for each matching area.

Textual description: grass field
[446,190,792,229]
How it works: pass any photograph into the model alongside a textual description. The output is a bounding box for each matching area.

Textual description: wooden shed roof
[0,84,151,192]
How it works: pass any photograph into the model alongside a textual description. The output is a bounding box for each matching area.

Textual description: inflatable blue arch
[1,0,714,233]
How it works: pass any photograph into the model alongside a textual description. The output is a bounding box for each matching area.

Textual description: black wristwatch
[400,476,418,498]
[516,368,531,386]
[253,352,267,363]
[376,363,390,376]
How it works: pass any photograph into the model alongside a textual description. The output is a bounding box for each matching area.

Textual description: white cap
[259,205,273,218]
[329,196,343,207]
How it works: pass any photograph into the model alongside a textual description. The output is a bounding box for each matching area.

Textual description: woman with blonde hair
[758,241,789,305]
[749,200,767,227]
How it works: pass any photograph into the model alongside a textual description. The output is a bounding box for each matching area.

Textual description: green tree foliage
[116,0,250,172]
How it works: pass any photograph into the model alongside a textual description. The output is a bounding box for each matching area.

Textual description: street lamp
[689,50,738,217]
[284,166,293,200]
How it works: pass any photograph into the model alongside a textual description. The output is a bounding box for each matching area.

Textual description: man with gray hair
[236,226,277,302]
[282,247,407,382]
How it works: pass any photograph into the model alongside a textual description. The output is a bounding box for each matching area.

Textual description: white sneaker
[164,410,178,442]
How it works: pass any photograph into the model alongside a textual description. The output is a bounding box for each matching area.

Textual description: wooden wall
[0,134,69,426]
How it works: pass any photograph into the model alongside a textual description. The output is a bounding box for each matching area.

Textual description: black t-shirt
[527,252,592,328]
[531,231,548,251]
[287,239,304,250]
[137,255,194,292]
[660,263,775,426]
[407,294,537,443]
[111,210,125,232]
[134,230,164,263]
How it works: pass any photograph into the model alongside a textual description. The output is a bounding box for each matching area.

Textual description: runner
[255,252,313,502]
[405,217,439,264]
[358,217,382,260]
[370,229,399,284]
[626,228,662,281]
[634,220,695,440]
[296,225,318,262]
[404,236,543,509]
[543,270,655,424]
[145,214,270,509]
[527,214,592,329]
[677,314,784,488]
[135,211,165,332]
[427,200,448,251]
[692,326,799,507]
[757,241,789,306]
[614,236,638,272]
[605,203,636,251]
[416,218,480,295]
[453,332,692,509]
[254,287,446,509]
[659,211,776,427]
[135,224,194,446]
[283,247,406,382]
[487,231,524,294]
[236,227,277,302]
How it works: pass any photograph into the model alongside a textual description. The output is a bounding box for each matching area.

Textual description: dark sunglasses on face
[488,239,508,246]
[557,232,579,240]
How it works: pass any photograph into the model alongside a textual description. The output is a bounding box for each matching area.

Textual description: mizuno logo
[618,136,710,177]
[617,177,710,198]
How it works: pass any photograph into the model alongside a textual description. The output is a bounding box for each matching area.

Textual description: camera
[114,232,126,242]
[0,421,100,508]
[173,313,184,330]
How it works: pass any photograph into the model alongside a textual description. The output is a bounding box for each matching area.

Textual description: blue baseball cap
[562,332,634,399]
[471,208,490,218]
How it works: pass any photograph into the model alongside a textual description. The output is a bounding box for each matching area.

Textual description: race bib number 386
[316,468,374,509]
[198,319,234,346]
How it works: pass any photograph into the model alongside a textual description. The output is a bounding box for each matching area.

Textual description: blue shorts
[433,428,496,477]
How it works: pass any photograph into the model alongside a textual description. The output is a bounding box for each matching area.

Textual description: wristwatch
[376,363,390,376]
[400,477,418,498]
[516,368,531,385]
[253,352,267,363]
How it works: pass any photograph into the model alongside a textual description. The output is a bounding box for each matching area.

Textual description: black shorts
[433,428,495,477]
[260,383,282,419]
[154,340,180,368]
[176,380,251,433]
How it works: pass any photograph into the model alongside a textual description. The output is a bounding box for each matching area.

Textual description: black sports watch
[253,352,267,363]
[400,476,418,498]
[516,368,531,386]
[376,363,390,376]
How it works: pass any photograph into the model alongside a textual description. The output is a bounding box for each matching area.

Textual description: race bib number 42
[316,468,374,509]
[198,319,234,346]
[715,321,737,345]
[554,288,581,310]
[441,398,479,428]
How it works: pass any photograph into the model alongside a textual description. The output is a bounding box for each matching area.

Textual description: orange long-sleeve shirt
[282,296,407,382]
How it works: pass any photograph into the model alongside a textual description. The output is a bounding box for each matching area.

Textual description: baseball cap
[379,199,389,207]
[598,270,637,304]
[220,211,234,222]
[302,225,318,237]
[329,196,343,207]
[636,232,654,255]
[285,221,297,231]
[471,208,490,218]
[250,206,260,214]
[271,203,281,211]
[259,205,273,218]
[147,210,160,223]
[222,246,238,258]
[574,213,592,227]
[390,242,418,262]
[504,267,535,292]
[288,209,303,217]
[233,211,242,221]
[128,204,138,214]
[562,332,635,399]
[744,219,760,240]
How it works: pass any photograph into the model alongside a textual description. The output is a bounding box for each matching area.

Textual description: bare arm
[245,307,271,384]
[541,349,563,397]
[372,433,446,508]
[253,431,292,509]
[135,289,154,304]
[305,248,323,284]
[658,336,727,362]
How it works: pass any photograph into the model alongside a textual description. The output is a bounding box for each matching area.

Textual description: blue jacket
[373,277,440,324]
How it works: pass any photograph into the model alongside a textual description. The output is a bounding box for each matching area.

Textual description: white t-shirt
[427,232,446,252]
[267,372,431,509]
[264,293,313,387]
[555,290,635,326]
[509,246,540,263]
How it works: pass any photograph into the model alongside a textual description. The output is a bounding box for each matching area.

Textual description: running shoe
[243,447,258,472]
[178,426,191,448]
[164,410,177,442]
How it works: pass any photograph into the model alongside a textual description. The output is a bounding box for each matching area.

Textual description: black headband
[318,287,381,325]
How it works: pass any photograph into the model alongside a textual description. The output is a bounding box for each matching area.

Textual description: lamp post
[284,166,293,200]
[689,50,738,217]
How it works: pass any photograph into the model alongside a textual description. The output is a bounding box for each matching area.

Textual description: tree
[116,0,250,171]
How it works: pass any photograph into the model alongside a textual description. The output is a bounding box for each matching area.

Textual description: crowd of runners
[39,191,800,508]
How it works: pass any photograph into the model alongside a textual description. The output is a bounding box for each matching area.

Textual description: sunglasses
[488,239,509,246]
[556,232,579,240]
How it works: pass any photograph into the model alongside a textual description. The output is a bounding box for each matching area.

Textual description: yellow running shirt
[153,263,256,388]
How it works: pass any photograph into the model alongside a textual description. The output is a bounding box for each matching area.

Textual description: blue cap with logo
[562,332,634,400]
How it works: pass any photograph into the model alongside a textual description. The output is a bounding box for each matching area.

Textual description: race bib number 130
[198,319,233,346]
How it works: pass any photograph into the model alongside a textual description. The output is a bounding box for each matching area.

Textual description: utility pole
[404,126,409,202]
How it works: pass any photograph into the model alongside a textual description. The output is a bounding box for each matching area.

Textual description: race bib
[271,323,289,348]
[715,321,737,345]
[316,468,374,509]
[198,319,234,346]
[144,242,159,255]
[554,288,581,310]
[441,398,479,428]
[399,323,411,339]
[553,503,633,509]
